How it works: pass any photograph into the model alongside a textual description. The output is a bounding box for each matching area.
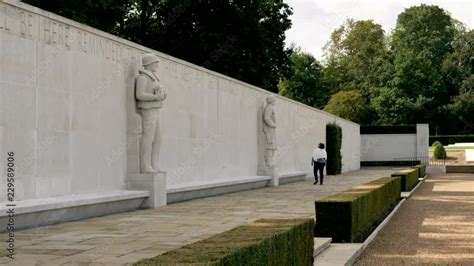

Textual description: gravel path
[356,173,474,265]
[430,150,474,165]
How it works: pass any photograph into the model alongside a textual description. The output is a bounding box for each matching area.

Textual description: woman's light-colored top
[312,148,327,161]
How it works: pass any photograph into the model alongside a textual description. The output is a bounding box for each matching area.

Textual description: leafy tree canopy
[22,0,131,33]
[23,0,293,92]
[391,4,455,100]
[278,47,328,109]
[323,90,368,124]
[322,19,391,97]
[370,87,433,125]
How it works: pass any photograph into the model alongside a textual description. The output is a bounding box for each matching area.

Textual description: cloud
[285,0,473,60]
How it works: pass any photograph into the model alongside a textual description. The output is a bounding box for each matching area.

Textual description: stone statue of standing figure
[136,53,167,173]
[263,95,277,167]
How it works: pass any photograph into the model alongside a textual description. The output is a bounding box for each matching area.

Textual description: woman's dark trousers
[313,162,326,185]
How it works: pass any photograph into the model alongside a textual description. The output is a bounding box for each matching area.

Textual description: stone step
[313,237,332,257]
[446,165,474,173]
[313,243,363,266]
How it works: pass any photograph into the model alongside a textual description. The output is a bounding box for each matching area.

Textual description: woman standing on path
[312,143,327,185]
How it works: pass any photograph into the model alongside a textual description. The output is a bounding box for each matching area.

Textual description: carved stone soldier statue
[136,53,167,173]
[263,95,277,167]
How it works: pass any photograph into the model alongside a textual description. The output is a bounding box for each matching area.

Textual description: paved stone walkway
[0,168,394,265]
[356,173,474,265]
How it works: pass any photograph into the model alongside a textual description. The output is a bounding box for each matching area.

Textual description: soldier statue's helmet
[142,53,160,66]
[266,95,276,103]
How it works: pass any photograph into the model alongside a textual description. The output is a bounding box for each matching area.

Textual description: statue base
[127,172,167,208]
[257,166,278,187]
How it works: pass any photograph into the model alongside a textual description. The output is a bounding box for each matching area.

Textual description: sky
[284,0,474,60]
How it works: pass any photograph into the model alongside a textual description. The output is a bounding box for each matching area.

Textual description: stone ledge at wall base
[166,171,310,204]
[127,173,167,209]
[257,166,278,187]
[166,176,271,204]
[0,191,148,233]
[279,171,308,185]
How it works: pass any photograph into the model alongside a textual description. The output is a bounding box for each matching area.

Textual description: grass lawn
[429,146,474,150]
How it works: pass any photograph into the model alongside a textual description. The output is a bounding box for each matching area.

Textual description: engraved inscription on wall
[0,2,141,63]
[0,4,11,31]
[0,1,249,97]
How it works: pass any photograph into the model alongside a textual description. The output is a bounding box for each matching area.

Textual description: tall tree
[322,19,392,97]
[22,0,132,34]
[391,5,456,132]
[370,87,432,125]
[278,48,328,109]
[323,91,369,124]
[444,29,474,132]
[443,28,473,93]
[392,4,455,98]
[120,0,293,92]
[23,0,293,92]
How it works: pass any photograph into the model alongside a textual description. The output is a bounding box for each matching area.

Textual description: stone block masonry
[0,0,360,207]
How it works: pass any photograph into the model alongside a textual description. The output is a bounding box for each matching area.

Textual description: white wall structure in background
[361,124,429,162]
[361,134,416,161]
[0,0,360,227]
[466,150,474,162]
[416,124,429,159]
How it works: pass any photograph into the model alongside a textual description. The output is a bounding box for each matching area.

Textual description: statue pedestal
[258,166,278,187]
[127,172,167,208]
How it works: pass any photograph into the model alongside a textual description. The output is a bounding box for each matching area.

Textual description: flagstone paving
[0,168,395,265]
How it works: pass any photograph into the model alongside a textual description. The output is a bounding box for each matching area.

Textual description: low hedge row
[315,177,401,243]
[135,219,314,265]
[433,144,447,159]
[429,135,474,146]
[413,164,426,178]
[391,168,419,191]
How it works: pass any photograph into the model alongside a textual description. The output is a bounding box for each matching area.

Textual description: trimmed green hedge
[412,164,426,178]
[433,145,447,160]
[361,160,421,167]
[391,169,419,191]
[326,123,342,175]
[360,125,417,134]
[429,135,474,146]
[431,141,443,147]
[134,219,314,265]
[315,177,401,243]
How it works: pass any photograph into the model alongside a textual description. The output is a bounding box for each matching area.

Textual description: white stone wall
[360,134,417,161]
[360,124,429,162]
[0,1,129,201]
[416,124,429,159]
[0,0,360,201]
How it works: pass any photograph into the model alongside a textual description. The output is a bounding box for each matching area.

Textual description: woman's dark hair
[318,143,325,149]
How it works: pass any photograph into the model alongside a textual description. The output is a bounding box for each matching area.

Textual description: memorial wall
[360,124,429,162]
[0,0,360,203]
